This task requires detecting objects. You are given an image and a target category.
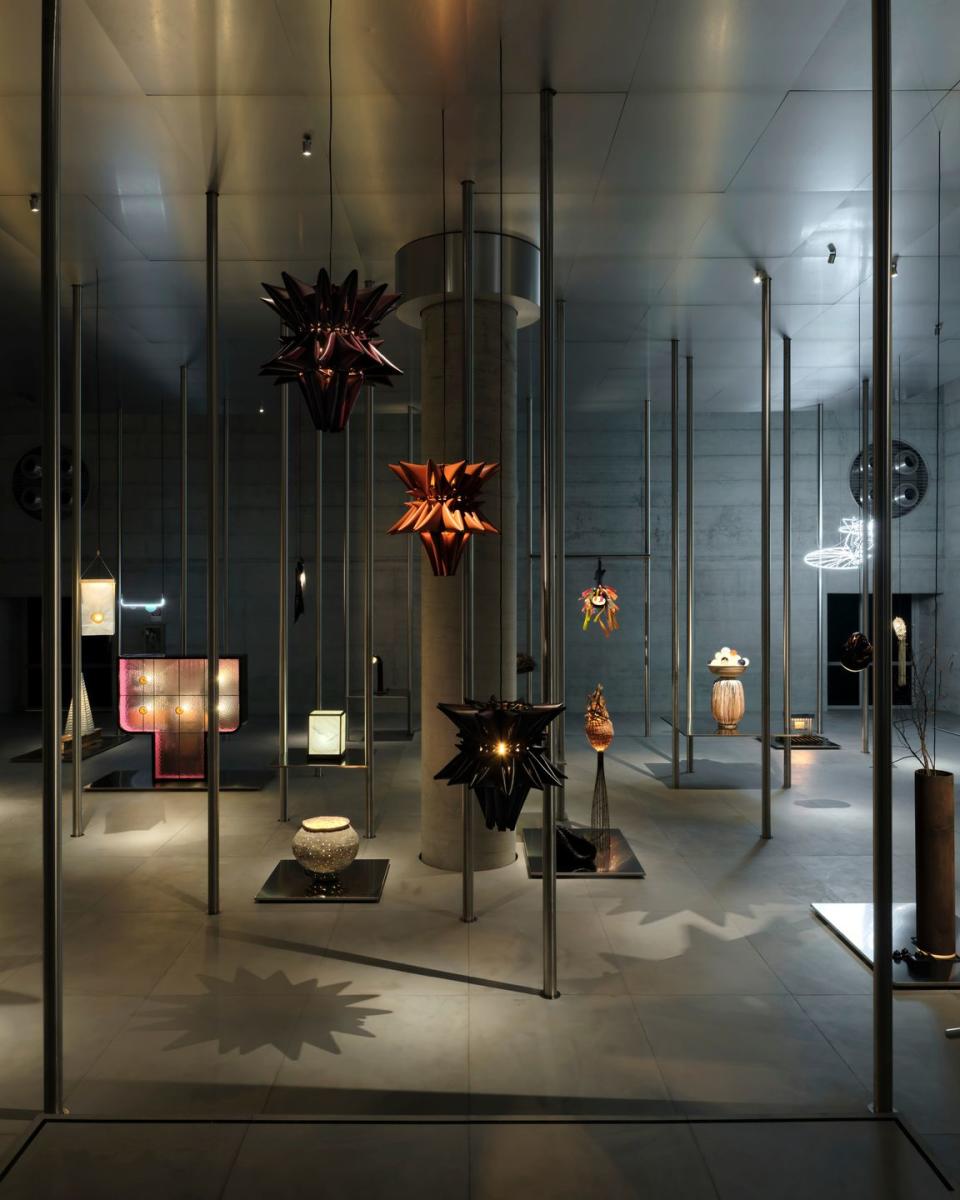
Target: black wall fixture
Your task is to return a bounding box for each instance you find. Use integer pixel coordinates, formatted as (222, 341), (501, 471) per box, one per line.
(850, 439), (927, 518)
(12, 445), (89, 520)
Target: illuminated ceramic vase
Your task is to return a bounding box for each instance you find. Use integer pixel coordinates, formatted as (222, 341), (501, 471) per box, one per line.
(292, 816), (360, 877)
(708, 647), (749, 735)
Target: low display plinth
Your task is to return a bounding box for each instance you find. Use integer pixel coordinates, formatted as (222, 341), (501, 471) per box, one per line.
(256, 858), (389, 903)
(12, 734), (133, 764)
(85, 768), (272, 792)
(766, 734), (840, 750)
(522, 827), (645, 879)
(812, 901), (960, 989)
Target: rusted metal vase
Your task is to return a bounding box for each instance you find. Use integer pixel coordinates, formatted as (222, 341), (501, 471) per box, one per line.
(914, 770), (957, 960)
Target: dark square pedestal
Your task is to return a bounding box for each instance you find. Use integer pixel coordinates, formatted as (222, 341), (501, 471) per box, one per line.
(812, 901), (960, 989)
(522, 827), (645, 879)
(86, 769), (272, 792)
(256, 858), (390, 902)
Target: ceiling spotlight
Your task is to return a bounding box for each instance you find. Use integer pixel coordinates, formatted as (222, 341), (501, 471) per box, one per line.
(891, 254), (899, 278)
(827, 243), (837, 264)
(29, 193), (39, 213)
(258, 406), (265, 414)
(752, 268), (763, 285)
(302, 132), (312, 157)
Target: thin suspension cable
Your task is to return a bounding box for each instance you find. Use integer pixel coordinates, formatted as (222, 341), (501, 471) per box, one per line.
(327, 0), (333, 277)
(441, 107), (447, 461)
(498, 36), (504, 697)
(160, 384), (166, 598)
(95, 269), (102, 557)
(932, 128), (943, 765)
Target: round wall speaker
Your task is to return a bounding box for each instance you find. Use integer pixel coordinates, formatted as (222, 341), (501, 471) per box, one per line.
(12, 446), (90, 521)
(849, 439), (927, 519)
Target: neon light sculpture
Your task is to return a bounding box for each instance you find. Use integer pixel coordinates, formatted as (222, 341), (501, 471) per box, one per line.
(803, 516), (873, 571)
(119, 656), (244, 782)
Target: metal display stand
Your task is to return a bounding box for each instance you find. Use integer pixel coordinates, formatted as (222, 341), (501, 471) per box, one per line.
(812, 903), (960, 990)
(256, 858), (389, 903)
(521, 827), (644, 879)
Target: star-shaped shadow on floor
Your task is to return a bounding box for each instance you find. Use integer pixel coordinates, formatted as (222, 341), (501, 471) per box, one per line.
(137, 970), (391, 1058)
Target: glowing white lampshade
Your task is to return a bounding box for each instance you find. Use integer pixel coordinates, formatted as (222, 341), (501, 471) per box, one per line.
(308, 710), (346, 758)
(80, 578), (116, 636)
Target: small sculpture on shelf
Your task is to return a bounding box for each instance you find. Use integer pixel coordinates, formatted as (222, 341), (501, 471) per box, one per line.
(434, 697), (565, 832)
(708, 646), (749, 734)
(585, 684), (614, 867)
(580, 558), (619, 637)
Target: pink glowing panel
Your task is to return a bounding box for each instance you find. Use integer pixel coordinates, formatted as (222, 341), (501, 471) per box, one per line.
(119, 657), (243, 781)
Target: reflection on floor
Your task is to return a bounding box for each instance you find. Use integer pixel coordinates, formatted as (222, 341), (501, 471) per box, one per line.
(0, 710), (958, 1190)
(0, 1116), (951, 1199)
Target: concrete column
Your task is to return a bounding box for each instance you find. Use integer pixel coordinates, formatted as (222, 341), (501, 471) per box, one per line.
(420, 299), (518, 870)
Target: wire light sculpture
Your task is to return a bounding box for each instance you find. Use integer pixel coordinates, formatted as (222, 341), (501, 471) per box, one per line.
(803, 516), (873, 571)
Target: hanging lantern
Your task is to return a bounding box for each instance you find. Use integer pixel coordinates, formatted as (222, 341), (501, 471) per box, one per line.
(580, 558), (619, 636)
(435, 697), (564, 832)
(260, 269), (402, 433)
(80, 577), (116, 637)
(584, 684), (614, 752)
(584, 684), (613, 867)
(388, 459), (499, 577)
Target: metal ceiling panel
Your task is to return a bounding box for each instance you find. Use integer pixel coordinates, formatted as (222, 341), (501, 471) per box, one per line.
(631, 0), (848, 90)
(730, 90), (933, 193)
(689, 192), (849, 259)
(599, 92), (785, 194)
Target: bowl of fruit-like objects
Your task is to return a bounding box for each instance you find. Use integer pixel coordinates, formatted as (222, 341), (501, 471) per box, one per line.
(708, 647), (750, 678)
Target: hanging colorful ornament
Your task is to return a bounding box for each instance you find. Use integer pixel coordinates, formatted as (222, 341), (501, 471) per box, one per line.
(580, 558), (619, 636)
(294, 557), (306, 623)
(434, 697), (564, 832)
(387, 459), (499, 577)
(260, 269), (402, 433)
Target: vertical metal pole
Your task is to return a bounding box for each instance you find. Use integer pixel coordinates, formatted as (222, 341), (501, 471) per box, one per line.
(862, 378), (871, 754)
(363, 386), (375, 837)
(179, 365), (188, 655)
(554, 298), (567, 820)
(816, 403), (824, 734)
(761, 272), (772, 839)
(116, 407), (123, 666)
(321, 432), (328, 710)
(71, 285), (83, 838)
(222, 394), (229, 651)
(405, 406), (414, 735)
(783, 336), (792, 789)
(343, 423), (351, 715)
(205, 189), (221, 916)
(685, 355), (694, 773)
(643, 379), (651, 737)
(871, 0), (894, 1115)
(279, 381), (289, 822)
(41, 0), (63, 1113)
(540, 87), (558, 998)
(670, 339), (680, 789)
(461, 179), (476, 923)
(526, 386), (534, 704)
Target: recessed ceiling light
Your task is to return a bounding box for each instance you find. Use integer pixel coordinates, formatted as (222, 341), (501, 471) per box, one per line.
(302, 133), (312, 157)
(258, 406), (265, 414)
(29, 193), (39, 213)
(827, 243), (837, 264)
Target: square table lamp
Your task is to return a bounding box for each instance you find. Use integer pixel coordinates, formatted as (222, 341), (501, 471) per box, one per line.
(308, 710), (347, 758)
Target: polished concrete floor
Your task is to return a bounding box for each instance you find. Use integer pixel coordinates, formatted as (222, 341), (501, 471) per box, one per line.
(0, 709), (958, 1191)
